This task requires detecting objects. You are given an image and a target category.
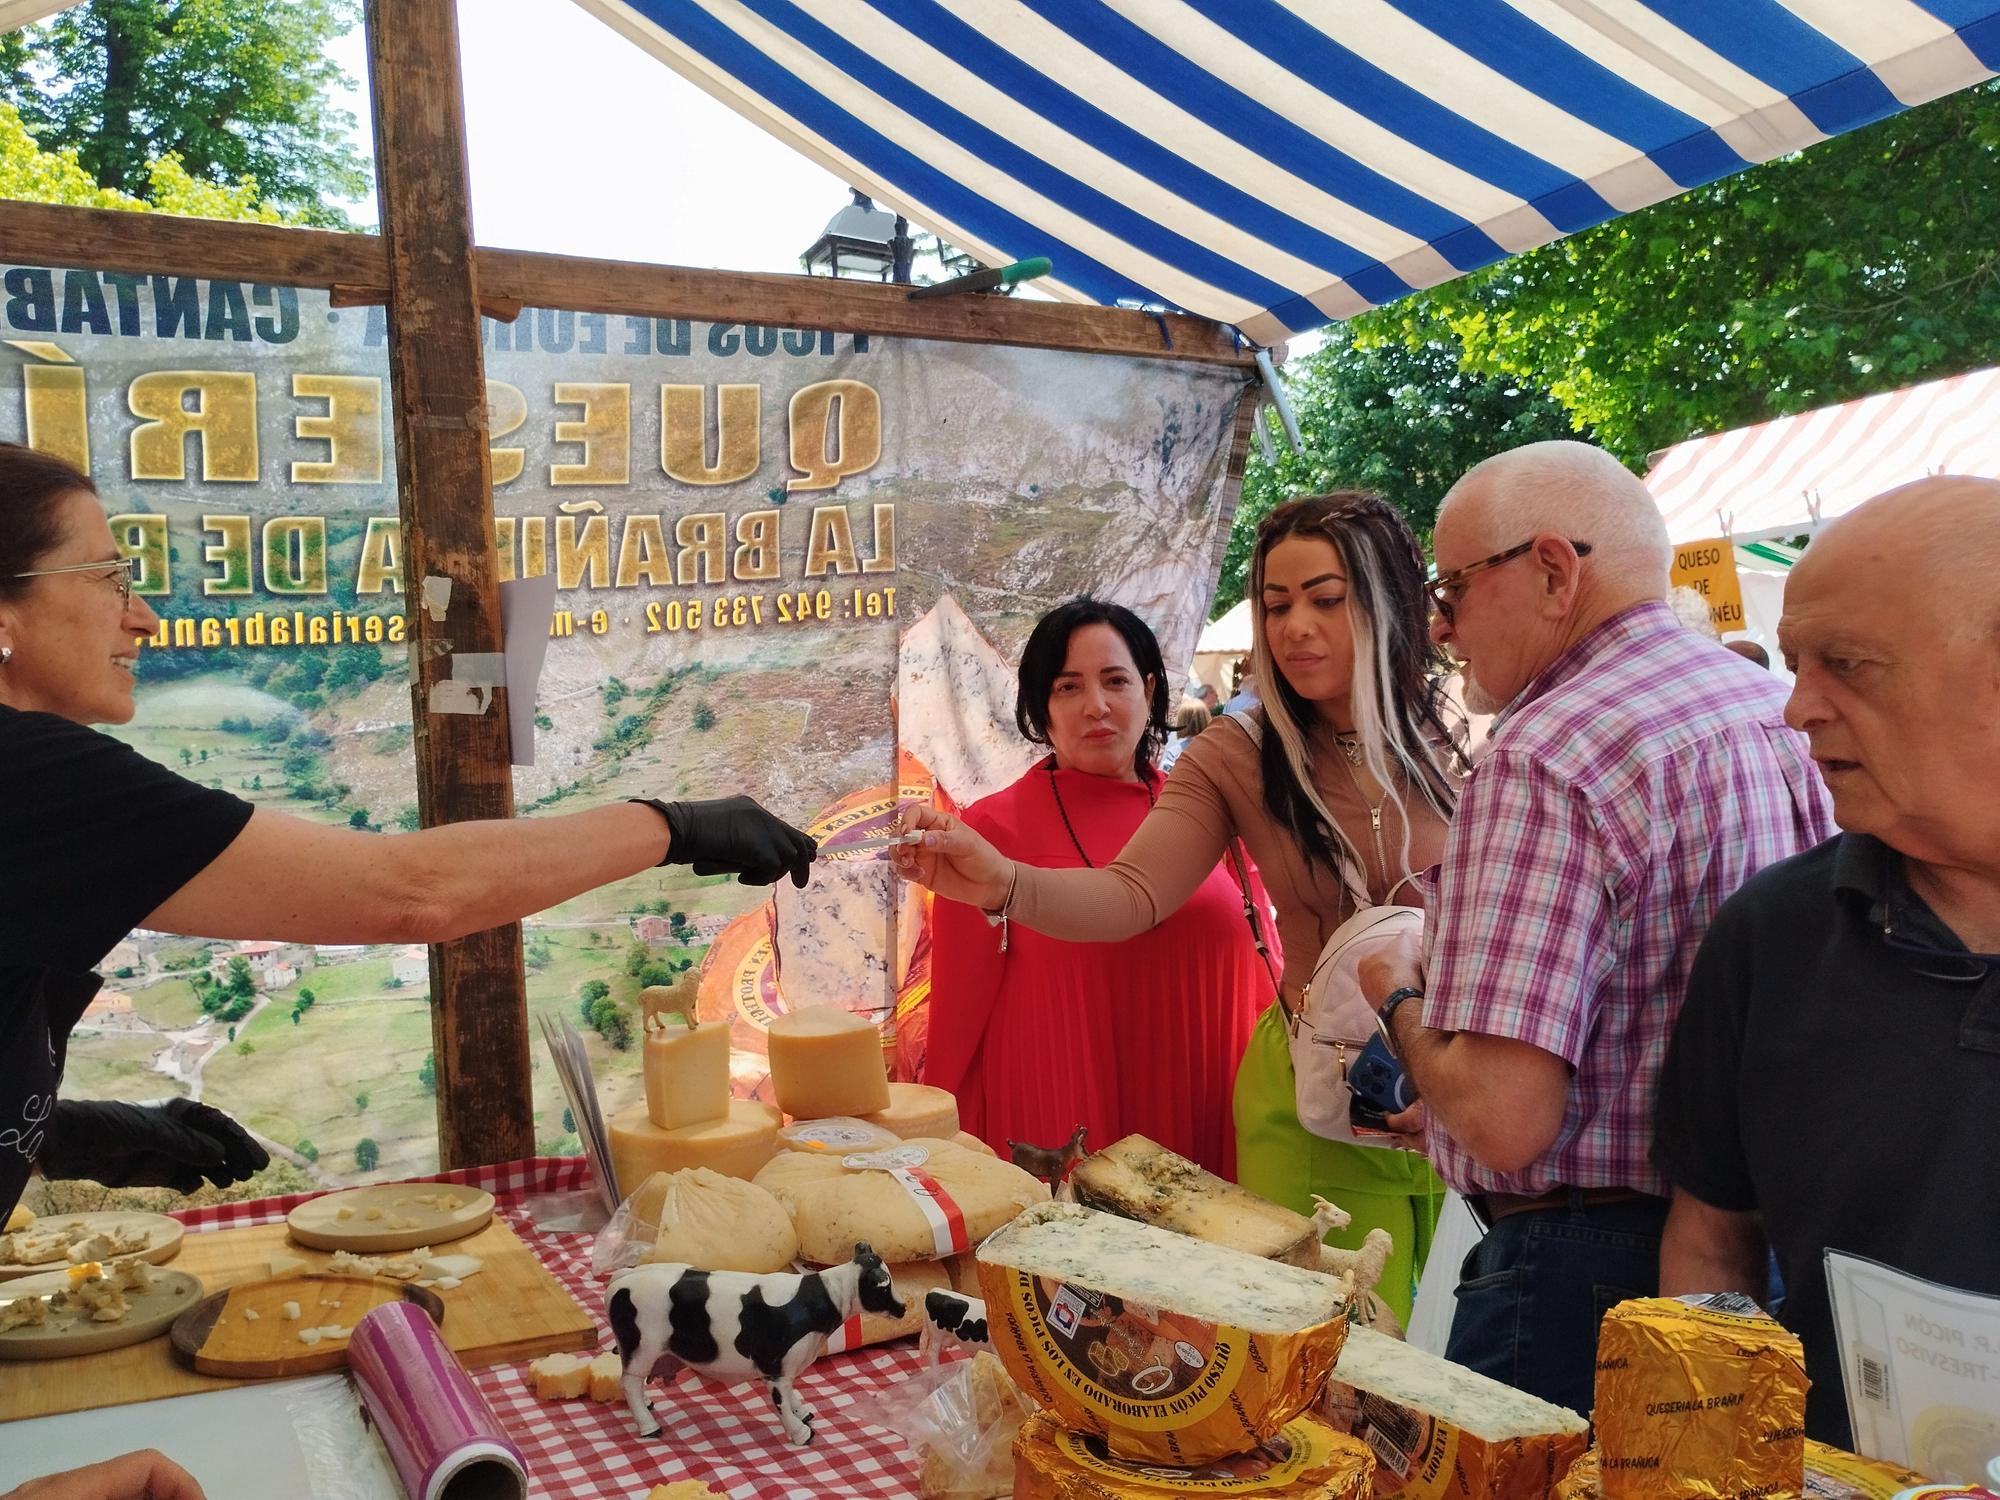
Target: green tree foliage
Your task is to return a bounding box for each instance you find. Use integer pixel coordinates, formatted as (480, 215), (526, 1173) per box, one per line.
(525, 933), (555, 971)
(396, 806), (421, 832)
(1214, 326), (1577, 614)
(418, 1051), (435, 1095)
(636, 962), (678, 989)
(624, 944), (650, 978)
(0, 0), (368, 223)
(592, 1000), (635, 1052)
(296, 1138), (319, 1163)
(298, 988), (316, 1009)
(348, 808), (371, 830)
(691, 703), (717, 732)
(353, 1091), (367, 1112)
(354, 1137), (379, 1172)
(576, 979), (611, 1024)
(1359, 82), (2000, 466)
(225, 955), (255, 999)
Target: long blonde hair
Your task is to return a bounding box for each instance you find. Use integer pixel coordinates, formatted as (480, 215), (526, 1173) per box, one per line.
(1248, 492), (1461, 889)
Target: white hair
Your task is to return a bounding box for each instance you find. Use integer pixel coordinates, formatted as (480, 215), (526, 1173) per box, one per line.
(1440, 441), (1669, 592)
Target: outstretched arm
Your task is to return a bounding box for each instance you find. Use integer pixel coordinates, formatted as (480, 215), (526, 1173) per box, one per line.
(145, 796), (814, 945)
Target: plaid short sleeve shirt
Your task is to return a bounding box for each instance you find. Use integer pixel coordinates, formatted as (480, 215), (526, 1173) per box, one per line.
(1423, 603), (1836, 1197)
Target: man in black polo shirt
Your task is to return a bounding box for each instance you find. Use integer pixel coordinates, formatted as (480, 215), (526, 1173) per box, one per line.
(1654, 475), (2000, 1449)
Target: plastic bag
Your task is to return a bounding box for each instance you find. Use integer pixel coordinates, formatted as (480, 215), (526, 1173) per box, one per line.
(589, 1168), (799, 1278)
(880, 1350), (1036, 1500)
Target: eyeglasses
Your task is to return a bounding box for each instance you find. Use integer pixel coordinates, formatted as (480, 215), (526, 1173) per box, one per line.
(1428, 539), (1593, 624)
(10, 556), (140, 604)
(1880, 908), (1997, 985)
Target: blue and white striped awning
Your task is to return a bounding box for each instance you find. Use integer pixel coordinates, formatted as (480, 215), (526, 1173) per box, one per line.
(574, 0), (2000, 345)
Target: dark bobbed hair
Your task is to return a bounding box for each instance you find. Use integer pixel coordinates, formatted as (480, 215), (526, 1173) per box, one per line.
(1249, 491), (1462, 879)
(1015, 597), (1172, 778)
(0, 442), (96, 601)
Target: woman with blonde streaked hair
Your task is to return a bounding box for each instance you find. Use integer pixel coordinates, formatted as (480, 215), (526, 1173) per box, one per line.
(896, 492), (1464, 1321)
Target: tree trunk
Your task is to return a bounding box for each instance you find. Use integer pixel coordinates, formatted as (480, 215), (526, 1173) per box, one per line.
(92, 1), (147, 196)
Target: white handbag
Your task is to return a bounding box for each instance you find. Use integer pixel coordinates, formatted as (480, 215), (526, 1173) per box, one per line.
(1227, 711), (1420, 1147)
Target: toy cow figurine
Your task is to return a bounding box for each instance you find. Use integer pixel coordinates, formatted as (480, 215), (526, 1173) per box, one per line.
(606, 1241), (904, 1447)
(918, 1289), (991, 1366)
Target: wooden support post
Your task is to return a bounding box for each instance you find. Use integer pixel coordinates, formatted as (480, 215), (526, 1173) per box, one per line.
(366, 0), (533, 1167)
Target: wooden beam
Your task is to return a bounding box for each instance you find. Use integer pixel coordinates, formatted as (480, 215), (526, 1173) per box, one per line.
(366, 0), (533, 1169)
(0, 199), (1255, 366)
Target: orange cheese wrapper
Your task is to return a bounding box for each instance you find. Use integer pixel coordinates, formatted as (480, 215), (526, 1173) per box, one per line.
(1552, 1441), (1932, 1500)
(1594, 1294), (1808, 1500)
(976, 1204), (1352, 1468)
(1013, 1410), (1374, 1499)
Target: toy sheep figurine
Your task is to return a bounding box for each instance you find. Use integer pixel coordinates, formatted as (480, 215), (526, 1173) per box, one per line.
(606, 1241), (905, 1446)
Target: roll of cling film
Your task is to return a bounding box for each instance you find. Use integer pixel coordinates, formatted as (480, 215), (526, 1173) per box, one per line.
(1012, 1411), (1374, 1498)
(976, 1260), (1350, 1468)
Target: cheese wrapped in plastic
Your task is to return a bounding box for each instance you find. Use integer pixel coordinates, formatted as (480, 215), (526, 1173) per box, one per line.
(977, 1202), (1351, 1467)
(1320, 1324), (1589, 1498)
(1013, 1410), (1374, 1499)
(753, 1138), (1047, 1265)
(643, 1168), (799, 1274)
(1594, 1294), (1807, 1500)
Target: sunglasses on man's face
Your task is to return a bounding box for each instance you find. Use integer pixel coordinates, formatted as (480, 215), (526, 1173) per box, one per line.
(10, 556), (141, 605)
(1427, 539), (1592, 624)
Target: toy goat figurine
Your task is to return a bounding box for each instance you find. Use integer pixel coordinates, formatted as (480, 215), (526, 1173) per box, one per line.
(1007, 1124), (1088, 1184)
(606, 1241), (904, 1446)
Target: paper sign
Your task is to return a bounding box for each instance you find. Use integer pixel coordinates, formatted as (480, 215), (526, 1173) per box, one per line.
(1826, 1249), (2000, 1482)
(1671, 537), (1746, 631)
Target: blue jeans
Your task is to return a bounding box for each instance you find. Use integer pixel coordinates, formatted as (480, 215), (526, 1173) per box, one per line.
(1444, 1193), (1670, 1417)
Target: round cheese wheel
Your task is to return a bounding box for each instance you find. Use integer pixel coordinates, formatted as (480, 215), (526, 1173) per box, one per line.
(766, 1006), (891, 1119)
(951, 1131), (996, 1159)
(636, 1167), (799, 1274)
(608, 1098), (780, 1189)
(855, 1082), (960, 1141)
(752, 1137), (1048, 1265)
(1013, 1410), (1373, 1498)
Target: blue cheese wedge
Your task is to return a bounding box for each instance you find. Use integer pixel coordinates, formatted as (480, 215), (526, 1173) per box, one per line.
(772, 860), (897, 1013)
(1320, 1325), (1589, 1497)
(977, 1202), (1351, 1467)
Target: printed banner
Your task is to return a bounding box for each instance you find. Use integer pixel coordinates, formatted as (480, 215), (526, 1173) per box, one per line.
(1, 265), (1250, 1184)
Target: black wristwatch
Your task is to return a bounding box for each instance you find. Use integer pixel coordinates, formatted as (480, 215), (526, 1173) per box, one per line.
(1376, 986), (1424, 1057)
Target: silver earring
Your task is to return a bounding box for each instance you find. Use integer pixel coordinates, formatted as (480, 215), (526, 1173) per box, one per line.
(0, 647), (11, 664)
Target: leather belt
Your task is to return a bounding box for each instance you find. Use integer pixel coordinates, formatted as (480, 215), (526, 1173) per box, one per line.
(1474, 1186), (1664, 1224)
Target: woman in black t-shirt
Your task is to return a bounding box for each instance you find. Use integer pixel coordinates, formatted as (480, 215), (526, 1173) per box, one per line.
(0, 441), (817, 1228)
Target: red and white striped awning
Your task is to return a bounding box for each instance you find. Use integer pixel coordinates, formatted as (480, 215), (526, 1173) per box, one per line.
(1645, 364), (2000, 544)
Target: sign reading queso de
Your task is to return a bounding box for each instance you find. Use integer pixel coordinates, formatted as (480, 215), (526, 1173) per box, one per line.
(1671, 538), (1746, 631)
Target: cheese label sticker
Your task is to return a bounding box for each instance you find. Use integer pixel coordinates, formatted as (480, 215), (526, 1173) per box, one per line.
(842, 1145), (931, 1172)
(1003, 1269), (1248, 1432)
(787, 1119), (885, 1150)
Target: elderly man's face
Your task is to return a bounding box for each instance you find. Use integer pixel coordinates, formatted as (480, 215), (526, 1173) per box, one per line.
(1428, 488), (1561, 714)
(1780, 523), (2000, 859)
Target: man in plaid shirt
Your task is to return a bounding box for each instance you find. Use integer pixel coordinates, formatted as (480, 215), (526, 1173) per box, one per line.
(1361, 441), (1833, 1415)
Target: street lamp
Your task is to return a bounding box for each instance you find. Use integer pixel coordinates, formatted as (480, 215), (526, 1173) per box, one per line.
(801, 189), (914, 283)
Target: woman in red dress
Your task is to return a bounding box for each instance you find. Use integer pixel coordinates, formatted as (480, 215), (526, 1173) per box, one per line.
(921, 599), (1274, 1177)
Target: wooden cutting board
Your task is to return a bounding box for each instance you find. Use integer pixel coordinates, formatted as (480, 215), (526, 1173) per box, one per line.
(0, 1214), (598, 1423)
(171, 1272), (442, 1377)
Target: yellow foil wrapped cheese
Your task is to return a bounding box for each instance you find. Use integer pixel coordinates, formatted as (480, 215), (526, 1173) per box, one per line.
(1319, 1325), (1589, 1499)
(1013, 1410), (1374, 1499)
(977, 1203), (1351, 1468)
(1594, 1294), (1808, 1500)
(1553, 1441), (1931, 1500)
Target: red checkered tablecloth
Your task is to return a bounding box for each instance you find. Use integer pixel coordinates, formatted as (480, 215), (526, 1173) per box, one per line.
(174, 1158), (932, 1500)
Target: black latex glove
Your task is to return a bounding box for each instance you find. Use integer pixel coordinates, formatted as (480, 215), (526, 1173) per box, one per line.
(634, 795), (817, 887)
(38, 1099), (270, 1194)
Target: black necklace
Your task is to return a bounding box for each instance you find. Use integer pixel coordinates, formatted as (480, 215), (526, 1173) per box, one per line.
(1047, 761), (1156, 868)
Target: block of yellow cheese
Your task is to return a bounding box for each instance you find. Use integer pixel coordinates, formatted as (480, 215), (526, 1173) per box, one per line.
(766, 1005), (891, 1119)
(1013, 1410), (1374, 1499)
(641, 1014), (731, 1131)
(607, 1098), (780, 1193)
(856, 1081), (960, 1141)
(1594, 1294), (1807, 1500)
